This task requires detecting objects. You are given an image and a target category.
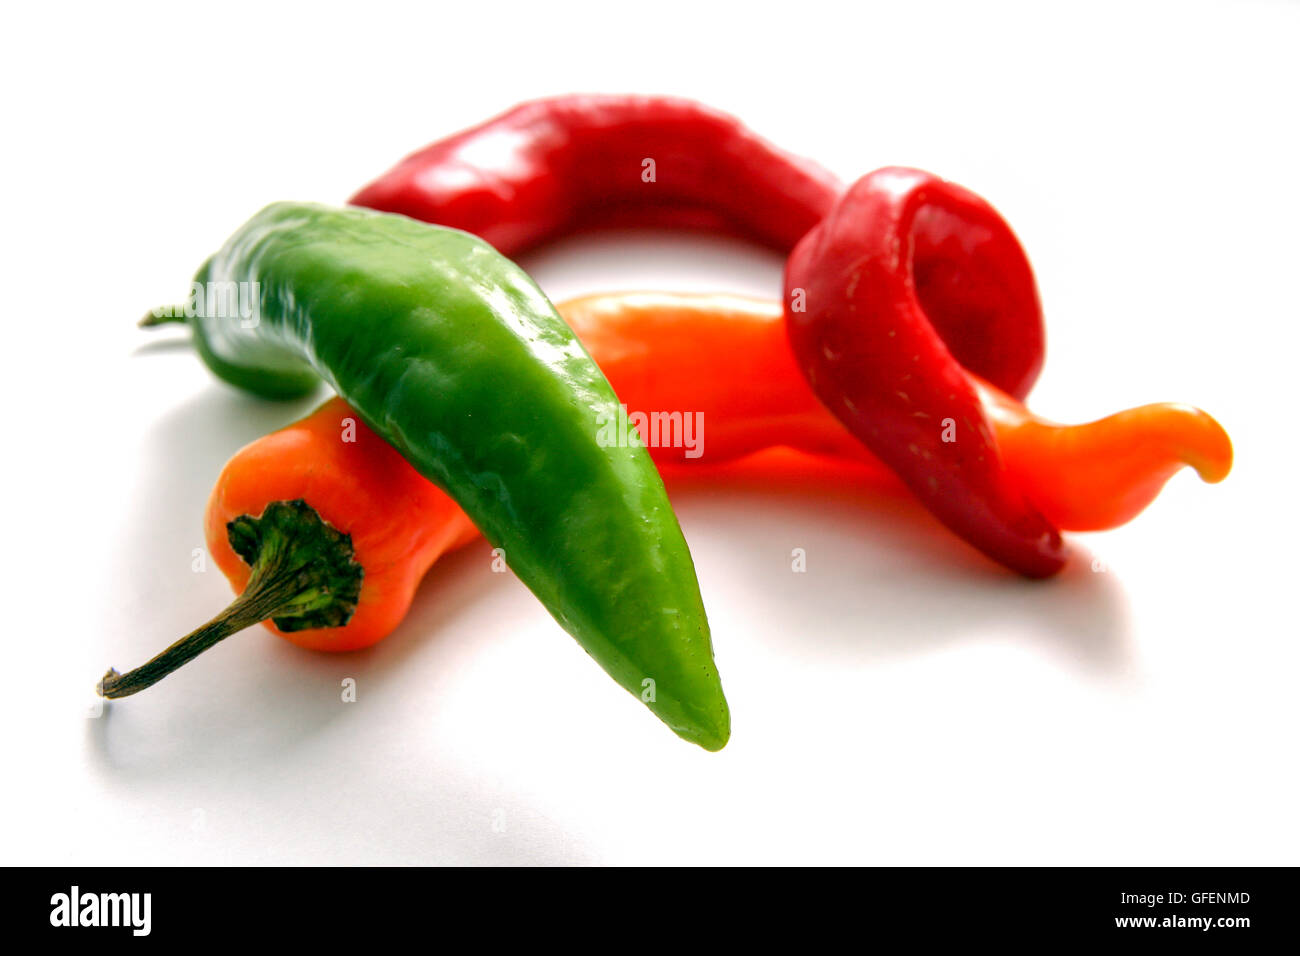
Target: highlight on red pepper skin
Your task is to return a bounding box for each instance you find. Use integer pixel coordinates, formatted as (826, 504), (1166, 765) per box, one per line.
(785, 167), (1068, 578)
(349, 93), (844, 257)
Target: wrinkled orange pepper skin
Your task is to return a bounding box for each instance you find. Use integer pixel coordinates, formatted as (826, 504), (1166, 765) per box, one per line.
(206, 292), (1231, 650)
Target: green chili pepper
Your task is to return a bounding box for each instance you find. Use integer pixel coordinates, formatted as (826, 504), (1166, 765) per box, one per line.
(144, 202), (730, 750)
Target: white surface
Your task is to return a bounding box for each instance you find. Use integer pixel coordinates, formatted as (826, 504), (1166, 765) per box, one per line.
(1, 0), (1296, 865)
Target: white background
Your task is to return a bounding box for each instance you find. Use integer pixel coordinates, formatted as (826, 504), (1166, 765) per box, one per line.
(2, 0), (1296, 865)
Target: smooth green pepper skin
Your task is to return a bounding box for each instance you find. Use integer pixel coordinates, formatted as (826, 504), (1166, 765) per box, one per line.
(181, 202), (729, 750)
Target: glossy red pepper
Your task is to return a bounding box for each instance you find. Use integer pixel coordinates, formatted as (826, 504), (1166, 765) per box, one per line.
(786, 167), (1066, 577)
(351, 95), (1047, 398)
(350, 94), (841, 257)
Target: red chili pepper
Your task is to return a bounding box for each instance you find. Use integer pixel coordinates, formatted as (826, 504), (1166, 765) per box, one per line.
(351, 94), (1048, 403)
(350, 94), (842, 257)
(785, 167), (1067, 577)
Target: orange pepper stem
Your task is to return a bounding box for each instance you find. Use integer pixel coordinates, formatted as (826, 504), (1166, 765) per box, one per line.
(97, 500), (363, 699)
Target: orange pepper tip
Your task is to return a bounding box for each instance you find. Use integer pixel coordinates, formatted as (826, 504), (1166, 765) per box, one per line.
(1198, 412), (1234, 483)
(1134, 403), (1234, 485)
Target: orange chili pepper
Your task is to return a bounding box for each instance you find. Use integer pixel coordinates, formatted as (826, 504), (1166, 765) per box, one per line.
(205, 292), (1231, 651)
(556, 292), (1232, 535)
(205, 404), (479, 652)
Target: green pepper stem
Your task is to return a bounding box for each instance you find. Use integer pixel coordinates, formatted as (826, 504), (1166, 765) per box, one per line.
(138, 309), (187, 328)
(99, 566), (313, 698)
(98, 500), (363, 700)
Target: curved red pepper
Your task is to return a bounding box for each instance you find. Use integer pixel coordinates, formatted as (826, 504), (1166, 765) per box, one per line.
(350, 94), (841, 257)
(785, 167), (1067, 578)
(350, 95), (1046, 402)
